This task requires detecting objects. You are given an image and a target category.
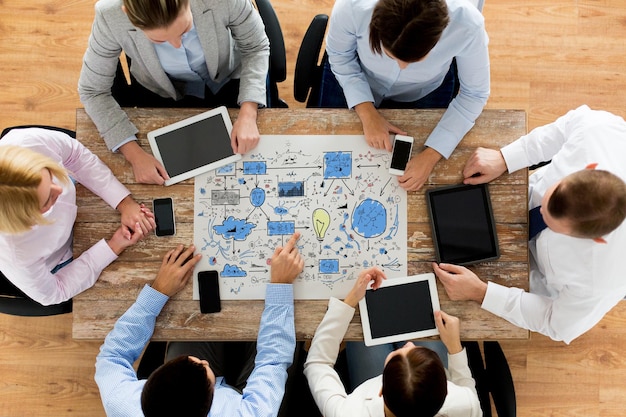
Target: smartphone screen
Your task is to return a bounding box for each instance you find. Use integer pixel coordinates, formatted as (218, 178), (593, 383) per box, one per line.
(390, 138), (413, 171)
(198, 271), (221, 313)
(153, 198), (175, 236)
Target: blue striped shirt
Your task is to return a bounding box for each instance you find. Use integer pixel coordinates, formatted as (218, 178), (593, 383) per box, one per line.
(95, 284), (295, 417)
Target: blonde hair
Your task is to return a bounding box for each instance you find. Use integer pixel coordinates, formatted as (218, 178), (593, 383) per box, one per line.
(123, 0), (189, 30)
(0, 145), (70, 234)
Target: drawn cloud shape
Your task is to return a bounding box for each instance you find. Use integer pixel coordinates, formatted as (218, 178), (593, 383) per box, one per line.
(213, 216), (256, 240)
(222, 264), (247, 277)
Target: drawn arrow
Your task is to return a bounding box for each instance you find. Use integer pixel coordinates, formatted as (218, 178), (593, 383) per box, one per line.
(380, 177), (392, 196)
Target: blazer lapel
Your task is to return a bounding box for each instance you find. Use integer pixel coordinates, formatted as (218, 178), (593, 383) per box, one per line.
(127, 29), (178, 97)
(191, 0), (220, 80)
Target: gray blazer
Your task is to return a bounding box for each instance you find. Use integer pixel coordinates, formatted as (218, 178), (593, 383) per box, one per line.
(78, 0), (270, 150)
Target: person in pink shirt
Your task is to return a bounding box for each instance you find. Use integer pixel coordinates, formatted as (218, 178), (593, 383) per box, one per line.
(0, 127), (155, 306)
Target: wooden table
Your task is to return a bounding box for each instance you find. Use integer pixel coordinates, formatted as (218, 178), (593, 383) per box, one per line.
(72, 108), (528, 341)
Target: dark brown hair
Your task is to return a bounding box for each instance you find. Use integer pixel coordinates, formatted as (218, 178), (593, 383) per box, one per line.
(548, 169), (626, 238)
(382, 347), (448, 417)
(141, 355), (214, 417)
(369, 0), (449, 62)
(123, 0), (189, 30)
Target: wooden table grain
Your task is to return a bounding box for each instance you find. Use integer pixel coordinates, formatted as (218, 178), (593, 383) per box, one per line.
(72, 108), (529, 341)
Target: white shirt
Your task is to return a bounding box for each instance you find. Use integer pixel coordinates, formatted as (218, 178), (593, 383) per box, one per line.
(481, 105), (626, 344)
(304, 297), (482, 417)
(326, 0), (490, 158)
(0, 128), (129, 305)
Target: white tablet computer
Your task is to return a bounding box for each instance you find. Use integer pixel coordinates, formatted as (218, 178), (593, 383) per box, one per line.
(147, 106), (242, 186)
(359, 273), (440, 346)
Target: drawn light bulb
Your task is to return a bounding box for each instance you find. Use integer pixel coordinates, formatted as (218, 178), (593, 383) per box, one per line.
(312, 208), (331, 241)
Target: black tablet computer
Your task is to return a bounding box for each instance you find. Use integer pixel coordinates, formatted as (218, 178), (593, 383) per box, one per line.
(426, 183), (500, 265)
(359, 273), (440, 346)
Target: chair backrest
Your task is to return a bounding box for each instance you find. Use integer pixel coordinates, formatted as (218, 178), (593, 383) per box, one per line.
(0, 271), (72, 316)
(464, 341), (516, 417)
(254, 0), (288, 108)
(1, 125), (76, 139)
(293, 14), (329, 106)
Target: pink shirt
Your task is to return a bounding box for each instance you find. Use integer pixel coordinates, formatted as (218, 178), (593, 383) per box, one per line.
(0, 128), (130, 305)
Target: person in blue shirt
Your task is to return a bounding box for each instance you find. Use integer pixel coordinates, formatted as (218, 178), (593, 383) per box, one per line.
(323, 0), (490, 191)
(79, 0), (270, 185)
(95, 232), (304, 417)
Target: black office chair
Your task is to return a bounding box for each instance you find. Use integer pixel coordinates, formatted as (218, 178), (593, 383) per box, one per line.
(0, 271), (72, 316)
(464, 341), (517, 417)
(254, 0), (288, 108)
(293, 14), (329, 107)
(0, 125), (75, 316)
(1, 124), (75, 139)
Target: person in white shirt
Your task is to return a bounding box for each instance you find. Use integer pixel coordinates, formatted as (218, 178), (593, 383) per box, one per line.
(0, 127), (154, 305)
(323, 0), (490, 191)
(304, 267), (482, 417)
(432, 105), (626, 344)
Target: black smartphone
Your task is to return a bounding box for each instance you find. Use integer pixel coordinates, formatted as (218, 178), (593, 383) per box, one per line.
(153, 197), (176, 237)
(198, 270), (221, 313)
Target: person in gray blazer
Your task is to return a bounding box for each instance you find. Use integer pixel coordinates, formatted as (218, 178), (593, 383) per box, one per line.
(79, 0), (270, 185)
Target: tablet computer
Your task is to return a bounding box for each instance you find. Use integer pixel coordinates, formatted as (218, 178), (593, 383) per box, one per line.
(359, 273), (440, 346)
(426, 183), (500, 265)
(147, 106), (242, 186)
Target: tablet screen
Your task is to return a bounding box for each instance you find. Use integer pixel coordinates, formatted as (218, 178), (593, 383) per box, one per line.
(427, 184), (499, 265)
(153, 114), (233, 178)
(365, 280), (435, 338)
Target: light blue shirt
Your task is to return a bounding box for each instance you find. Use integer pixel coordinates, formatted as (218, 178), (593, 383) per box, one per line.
(153, 23), (226, 98)
(326, 0), (490, 158)
(114, 24), (224, 151)
(95, 284), (295, 417)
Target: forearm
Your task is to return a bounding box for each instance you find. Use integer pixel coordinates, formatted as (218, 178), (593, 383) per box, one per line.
(96, 286), (168, 395)
(241, 284), (295, 416)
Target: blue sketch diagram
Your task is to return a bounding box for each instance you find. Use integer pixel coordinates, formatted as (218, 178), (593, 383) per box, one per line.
(194, 135), (407, 300)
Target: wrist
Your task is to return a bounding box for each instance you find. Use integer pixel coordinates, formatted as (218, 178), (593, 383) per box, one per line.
(474, 281), (488, 304)
(106, 239), (124, 256)
(420, 147), (443, 165)
(343, 295), (359, 308)
(447, 343), (463, 355)
(238, 102), (258, 120)
(116, 195), (134, 212)
(354, 102), (376, 121)
(119, 141), (144, 162)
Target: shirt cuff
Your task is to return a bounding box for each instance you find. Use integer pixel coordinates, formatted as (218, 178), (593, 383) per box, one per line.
(138, 284), (170, 314)
(448, 347), (469, 367)
(112, 135), (138, 153)
(329, 296), (356, 315)
(91, 239), (119, 269)
(265, 283), (294, 305)
(500, 141), (529, 173)
(480, 281), (510, 316)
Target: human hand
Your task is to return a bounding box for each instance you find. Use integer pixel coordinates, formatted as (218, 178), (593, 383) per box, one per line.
(432, 263), (487, 304)
(270, 232), (304, 284)
(434, 310), (463, 354)
(119, 142), (169, 185)
(343, 267), (386, 308)
(355, 103), (406, 151)
(107, 222), (145, 255)
(231, 102), (260, 154)
(398, 147), (442, 191)
(151, 244), (202, 297)
(462, 147), (508, 185)
(116, 196), (156, 237)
